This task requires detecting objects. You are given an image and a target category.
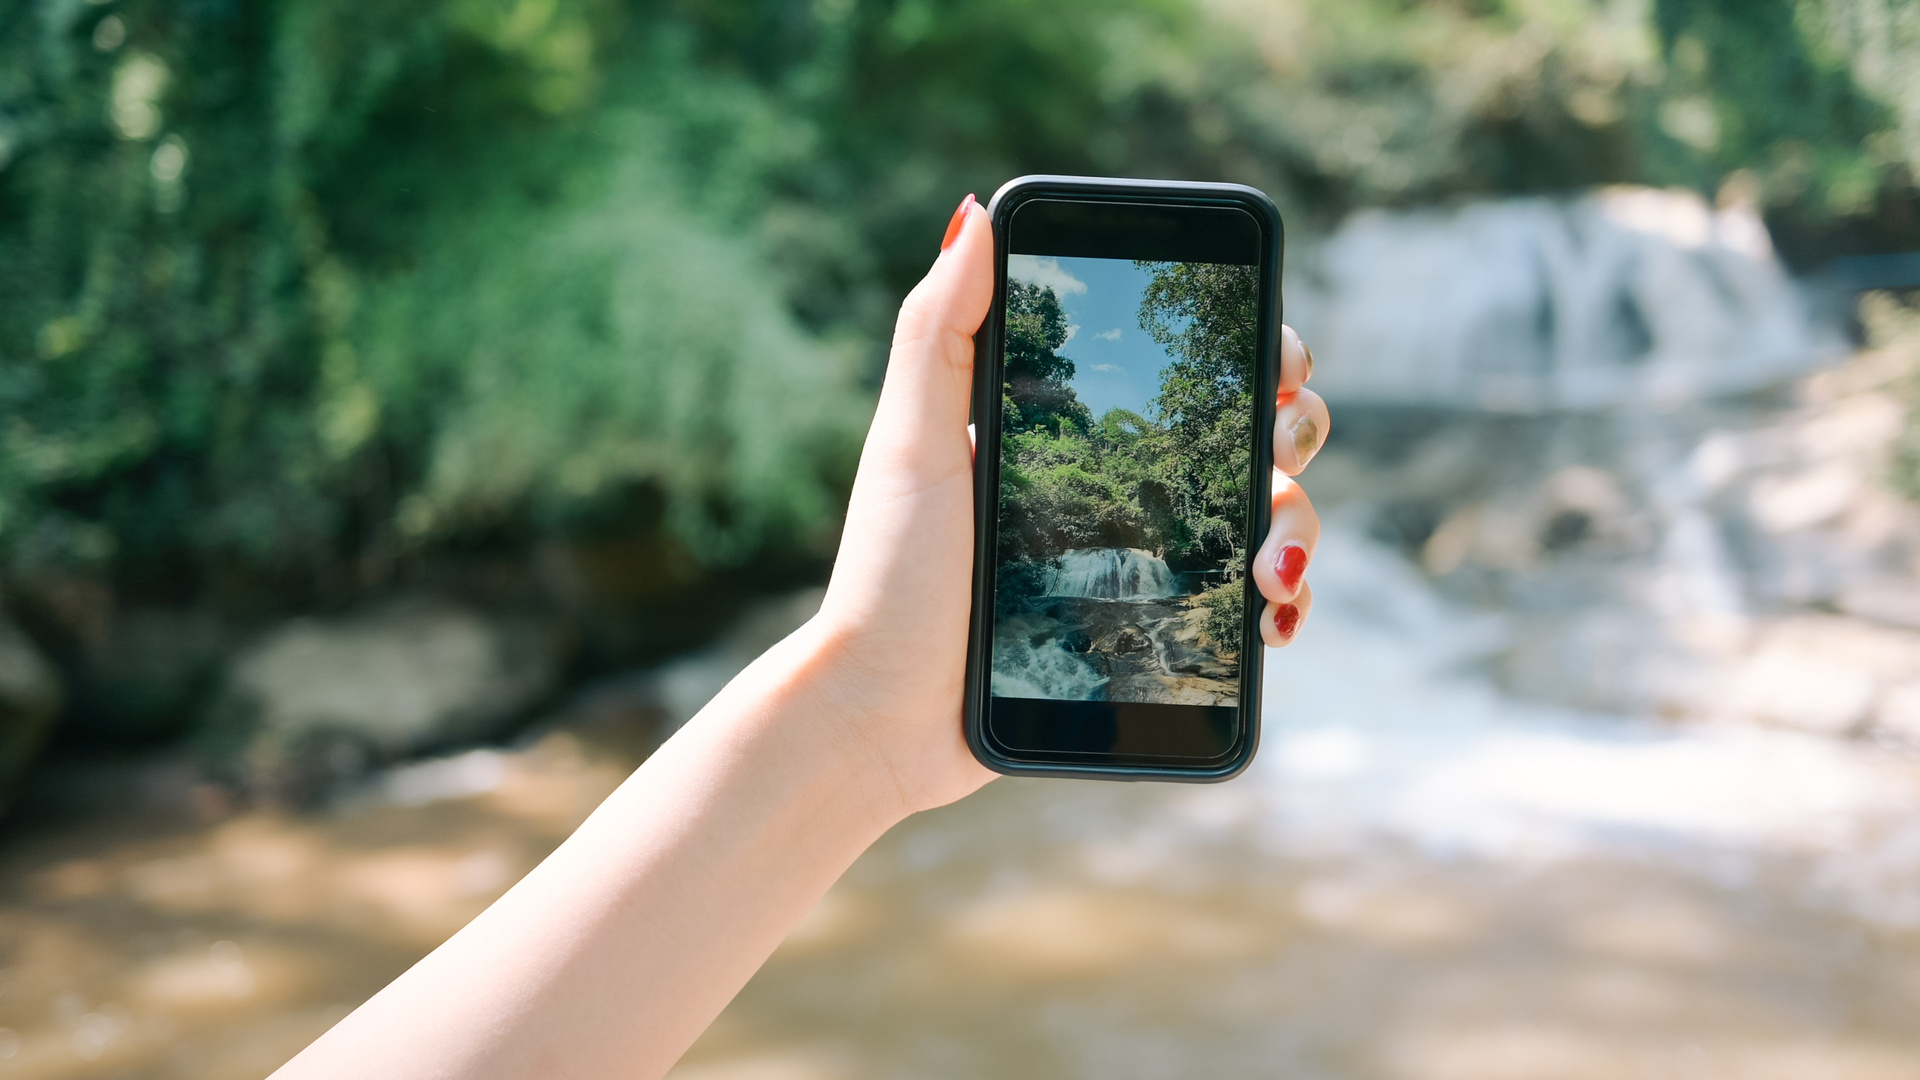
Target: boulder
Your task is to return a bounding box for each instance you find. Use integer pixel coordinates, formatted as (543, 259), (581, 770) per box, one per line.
(1104, 673), (1237, 706)
(64, 606), (231, 744)
(213, 600), (560, 802)
(0, 617), (63, 815)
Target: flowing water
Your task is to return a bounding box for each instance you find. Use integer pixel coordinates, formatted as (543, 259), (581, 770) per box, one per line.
(1044, 550), (1181, 601)
(988, 612), (1113, 701)
(6, 522), (1919, 1078)
(993, 549), (1235, 705)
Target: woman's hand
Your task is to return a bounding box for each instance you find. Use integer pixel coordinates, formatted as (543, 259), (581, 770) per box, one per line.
(1252, 325), (1328, 648)
(271, 193), (1330, 1080)
(809, 195), (1328, 820)
(807, 195), (999, 817)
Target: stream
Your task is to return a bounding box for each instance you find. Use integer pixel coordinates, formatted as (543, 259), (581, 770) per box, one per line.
(992, 549), (1237, 706)
(4, 522), (1919, 1078)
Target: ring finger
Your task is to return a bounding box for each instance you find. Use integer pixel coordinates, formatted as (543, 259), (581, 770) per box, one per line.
(1250, 470), (1320, 605)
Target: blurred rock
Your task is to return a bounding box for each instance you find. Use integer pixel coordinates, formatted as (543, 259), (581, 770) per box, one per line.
(1839, 579), (1920, 629)
(515, 586), (828, 765)
(1721, 617), (1920, 737)
(533, 533), (730, 666)
(371, 749), (510, 808)
(1877, 683), (1920, 745)
(12, 751), (231, 825)
(0, 617), (63, 814)
(602, 587), (823, 728)
(64, 607), (232, 745)
(1406, 295), (1920, 738)
(1291, 187), (1843, 411)
(214, 600), (561, 803)
(1725, 648), (1877, 735)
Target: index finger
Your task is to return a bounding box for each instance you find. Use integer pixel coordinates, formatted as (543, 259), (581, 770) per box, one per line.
(1276, 325), (1314, 396)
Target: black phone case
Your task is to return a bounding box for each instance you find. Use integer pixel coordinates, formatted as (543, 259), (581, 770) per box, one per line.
(963, 175), (1285, 782)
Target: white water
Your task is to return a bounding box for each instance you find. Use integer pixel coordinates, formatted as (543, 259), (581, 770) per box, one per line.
(1288, 188), (1843, 411)
(1230, 515), (1920, 924)
(1046, 548), (1179, 600)
(989, 548), (1184, 699)
(990, 615), (1109, 700)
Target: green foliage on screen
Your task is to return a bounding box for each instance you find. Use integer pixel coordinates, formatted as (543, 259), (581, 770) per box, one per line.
(1001, 280), (1092, 437)
(1194, 577), (1245, 655)
(997, 263), (1252, 580)
(1136, 261), (1256, 566)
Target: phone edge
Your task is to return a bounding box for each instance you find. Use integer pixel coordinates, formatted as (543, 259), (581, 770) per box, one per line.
(961, 174), (1285, 784)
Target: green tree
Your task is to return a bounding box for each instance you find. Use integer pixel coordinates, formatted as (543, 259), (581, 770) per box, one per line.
(1136, 261), (1257, 568)
(998, 432), (1143, 557)
(1193, 577), (1245, 656)
(1001, 280), (1092, 436)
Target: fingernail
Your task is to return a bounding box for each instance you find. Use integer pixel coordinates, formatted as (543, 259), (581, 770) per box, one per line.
(1290, 414), (1320, 465)
(1302, 341), (1315, 382)
(1274, 602), (1301, 642)
(1276, 543), (1307, 593)
(941, 193), (976, 251)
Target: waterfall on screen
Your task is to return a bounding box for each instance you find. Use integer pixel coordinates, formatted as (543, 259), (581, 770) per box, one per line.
(1045, 548), (1179, 600)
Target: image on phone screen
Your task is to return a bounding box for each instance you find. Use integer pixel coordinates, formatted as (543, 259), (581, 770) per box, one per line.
(989, 254), (1255, 710)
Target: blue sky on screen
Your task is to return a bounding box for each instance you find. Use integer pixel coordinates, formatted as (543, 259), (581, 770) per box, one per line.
(1007, 254), (1183, 421)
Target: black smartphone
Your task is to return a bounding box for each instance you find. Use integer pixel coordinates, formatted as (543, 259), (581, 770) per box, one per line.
(963, 175), (1283, 782)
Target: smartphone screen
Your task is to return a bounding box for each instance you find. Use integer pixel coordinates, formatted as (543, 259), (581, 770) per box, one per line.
(974, 193), (1273, 772)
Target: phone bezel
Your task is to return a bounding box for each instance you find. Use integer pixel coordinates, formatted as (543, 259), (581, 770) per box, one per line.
(963, 175), (1284, 783)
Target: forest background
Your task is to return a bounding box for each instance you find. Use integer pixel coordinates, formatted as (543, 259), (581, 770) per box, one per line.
(4, 0), (1920, 783)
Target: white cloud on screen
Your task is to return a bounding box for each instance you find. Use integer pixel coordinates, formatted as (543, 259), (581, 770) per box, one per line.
(1089, 363), (1122, 373)
(1007, 255), (1087, 296)
(1063, 324), (1080, 344)
(1095, 328), (1122, 341)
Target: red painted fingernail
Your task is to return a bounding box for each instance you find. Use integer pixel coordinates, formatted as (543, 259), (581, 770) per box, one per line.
(941, 193), (976, 251)
(1276, 543), (1307, 593)
(1274, 603), (1301, 641)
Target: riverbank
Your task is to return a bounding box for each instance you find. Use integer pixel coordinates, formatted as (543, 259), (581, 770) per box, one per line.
(4, 548), (1919, 1078)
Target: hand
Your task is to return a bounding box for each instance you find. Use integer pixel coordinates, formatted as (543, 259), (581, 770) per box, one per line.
(810, 194), (999, 817)
(810, 196), (1329, 819)
(269, 196), (1332, 1080)
(1251, 324), (1328, 648)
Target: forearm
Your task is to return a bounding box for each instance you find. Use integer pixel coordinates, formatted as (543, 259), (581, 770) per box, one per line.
(272, 619), (903, 1080)
(271, 192), (1001, 1080)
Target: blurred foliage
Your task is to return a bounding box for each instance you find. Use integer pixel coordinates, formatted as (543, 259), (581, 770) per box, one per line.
(1198, 0), (1918, 257)
(2, 0), (1914, 614)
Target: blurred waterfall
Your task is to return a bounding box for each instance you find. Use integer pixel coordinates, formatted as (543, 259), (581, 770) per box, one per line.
(1287, 187), (1844, 411)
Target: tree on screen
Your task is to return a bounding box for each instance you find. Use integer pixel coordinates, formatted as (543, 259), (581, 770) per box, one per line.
(1137, 261), (1258, 568)
(1002, 281), (1093, 436)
